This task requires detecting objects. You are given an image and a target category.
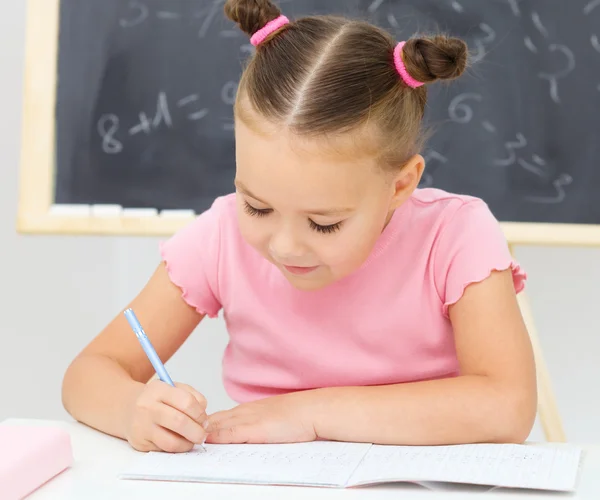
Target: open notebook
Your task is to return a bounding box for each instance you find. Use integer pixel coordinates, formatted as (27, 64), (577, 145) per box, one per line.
(121, 441), (583, 491)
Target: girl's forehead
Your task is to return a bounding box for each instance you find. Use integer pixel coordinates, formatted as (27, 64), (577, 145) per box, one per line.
(235, 114), (381, 167)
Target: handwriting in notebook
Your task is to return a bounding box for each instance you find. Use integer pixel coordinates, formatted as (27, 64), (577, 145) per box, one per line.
(122, 442), (582, 492)
(127, 442), (371, 486)
(346, 444), (581, 490)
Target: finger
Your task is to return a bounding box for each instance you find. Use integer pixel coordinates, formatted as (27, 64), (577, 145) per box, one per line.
(153, 404), (207, 444)
(156, 384), (206, 423)
(151, 425), (195, 453)
(204, 409), (239, 433)
(130, 438), (161, 453)
(206, 423), (267, 444)
(174, 383), (208, 412)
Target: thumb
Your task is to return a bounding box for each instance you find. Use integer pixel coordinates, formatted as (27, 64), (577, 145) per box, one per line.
(174, 382), (208, 414)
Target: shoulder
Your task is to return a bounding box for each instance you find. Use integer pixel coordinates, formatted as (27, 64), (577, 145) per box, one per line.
(408, 189), (525, 317)
(203, 192), (237, 223)
(406, 188), (505, 248)
(172, 193), (237, 240)
(158, 193), (241, 317)
(161, 192), (245, 268)
(408, 188), (491, 225)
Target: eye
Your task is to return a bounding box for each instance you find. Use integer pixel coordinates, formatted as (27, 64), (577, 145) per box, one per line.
(309, 220), (343, 234)
(243, 201), (272, 217)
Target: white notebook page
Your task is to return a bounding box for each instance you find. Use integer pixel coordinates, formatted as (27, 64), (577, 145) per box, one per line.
(347, 443), (583, 491)
(122, 441), (371, 487)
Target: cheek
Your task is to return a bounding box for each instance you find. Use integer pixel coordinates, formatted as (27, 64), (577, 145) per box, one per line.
(317, 219), (383, 268)
(236, 209), (268, 251)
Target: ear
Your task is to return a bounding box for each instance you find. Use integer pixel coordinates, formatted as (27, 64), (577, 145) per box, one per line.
(389, 154), (425, 209)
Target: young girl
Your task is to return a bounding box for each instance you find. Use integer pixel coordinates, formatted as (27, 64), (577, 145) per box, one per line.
(62, 0), (537, 453)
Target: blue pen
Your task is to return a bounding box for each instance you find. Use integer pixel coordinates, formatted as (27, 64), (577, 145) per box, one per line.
(125, 308), (207, 451)
(124, 308), (175, 386)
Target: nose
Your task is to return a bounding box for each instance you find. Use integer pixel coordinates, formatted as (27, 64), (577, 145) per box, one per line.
(269, 225), (306, 262)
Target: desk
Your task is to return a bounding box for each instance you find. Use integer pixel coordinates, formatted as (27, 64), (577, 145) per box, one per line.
(3, 419), (599, 499)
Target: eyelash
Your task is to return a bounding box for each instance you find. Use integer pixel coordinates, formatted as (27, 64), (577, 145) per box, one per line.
(243, 201), (343, 234)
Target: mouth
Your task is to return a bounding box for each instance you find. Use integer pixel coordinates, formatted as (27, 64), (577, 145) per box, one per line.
(283, 265), (319, 275)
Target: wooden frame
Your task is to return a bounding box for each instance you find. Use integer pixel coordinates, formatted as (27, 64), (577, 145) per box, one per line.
(17, 0), (581, 442)
(509, 245), (566, 443)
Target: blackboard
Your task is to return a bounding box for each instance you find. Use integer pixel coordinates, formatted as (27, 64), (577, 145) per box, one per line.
(17, 0), (600, 241)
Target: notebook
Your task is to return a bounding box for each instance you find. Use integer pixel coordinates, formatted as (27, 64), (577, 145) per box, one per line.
(121, 441), (583, 491)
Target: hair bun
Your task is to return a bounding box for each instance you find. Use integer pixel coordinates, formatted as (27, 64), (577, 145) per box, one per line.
(402, 35), (468, 84)
(224, 0), (282, 37)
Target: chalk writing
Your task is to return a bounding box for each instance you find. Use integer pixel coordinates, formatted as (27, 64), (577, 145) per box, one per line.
(240, 44), (255, 57)
(524, 36), (537, 53)
(524, 174), (572, 204)
(507, 0), (521, 17)
(471, 23), (496, 63)
(97, 92), (210, 154)
(156, 11), (180, 21)
(585, 0), (600, 91)
(97, 115), (123, 154)
(521, 11), (576, 104)
(451, 1), (464, 13)
(420, 150), (448, 188)
(368, 0), (385, 13)
(197, 0), (225, 38)
(387, 13), (399, 30)
(493, 133), (549, 179)
(221, 82), (238, 106)
(531, 11), (549, 39)
(583, 0), (600, 15)
(119, 2), (148, 28)
(493, 133), (527, 167)
(119, 0), (229, 38)
(448, 93), (483, 124)
(482, 121), (497, 133)
(538, 44), (576, 104)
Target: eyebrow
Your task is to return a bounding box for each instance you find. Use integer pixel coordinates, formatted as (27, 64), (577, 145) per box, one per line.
(234, 180), (355, 216)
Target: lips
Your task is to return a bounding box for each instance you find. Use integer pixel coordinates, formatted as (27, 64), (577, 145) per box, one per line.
(283, 265), (319, 275)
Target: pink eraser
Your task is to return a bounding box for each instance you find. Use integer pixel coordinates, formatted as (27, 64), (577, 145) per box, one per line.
(0, 425), (73, 500)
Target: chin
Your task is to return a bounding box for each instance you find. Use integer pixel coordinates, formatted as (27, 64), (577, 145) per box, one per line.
(287, 278), (331, 291)
(279, 271), (333, 291)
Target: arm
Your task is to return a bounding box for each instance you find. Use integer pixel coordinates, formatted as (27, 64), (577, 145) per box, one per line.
(310, 269), (537, 445)
(61, 262), (205, 439)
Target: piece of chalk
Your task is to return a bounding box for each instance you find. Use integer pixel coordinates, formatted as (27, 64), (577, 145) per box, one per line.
(49, 204), (91, 216)
(91, 204), (123, 217)
(159, 209), (196, 218)
(122, 208), (159, 217)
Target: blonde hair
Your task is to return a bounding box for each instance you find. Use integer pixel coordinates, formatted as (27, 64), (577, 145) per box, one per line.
(225, 0), (468, 169)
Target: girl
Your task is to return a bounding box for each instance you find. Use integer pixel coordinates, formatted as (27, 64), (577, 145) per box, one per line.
(62, 0), (537, 453)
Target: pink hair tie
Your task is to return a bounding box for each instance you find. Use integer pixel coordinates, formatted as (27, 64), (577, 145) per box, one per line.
(250, 15), (290, 46)
(394, 41), (424, 88)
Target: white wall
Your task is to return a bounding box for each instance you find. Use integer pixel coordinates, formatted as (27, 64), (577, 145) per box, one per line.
(2, 2), (599, 445)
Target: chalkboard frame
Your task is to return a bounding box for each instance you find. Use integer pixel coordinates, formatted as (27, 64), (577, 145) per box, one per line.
(16, 0), (600, 245)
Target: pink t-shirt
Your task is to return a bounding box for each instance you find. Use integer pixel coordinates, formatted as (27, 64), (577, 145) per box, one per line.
(160, 188), (526, 403)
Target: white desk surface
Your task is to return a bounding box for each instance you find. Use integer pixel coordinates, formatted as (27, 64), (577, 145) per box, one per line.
(3, 418), (599, 499)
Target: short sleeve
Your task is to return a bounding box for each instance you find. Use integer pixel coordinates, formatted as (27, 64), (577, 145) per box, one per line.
(433, 200), (526, 318)
(159, 198), (224, 318)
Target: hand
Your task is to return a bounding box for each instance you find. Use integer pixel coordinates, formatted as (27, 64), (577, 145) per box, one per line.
(204, 391), (318, 444)
(124, 379), (208, 453)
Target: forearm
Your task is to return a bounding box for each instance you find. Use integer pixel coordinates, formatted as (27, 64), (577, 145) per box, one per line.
(310, 375), (535, 445)
(62, 354), (145, 439)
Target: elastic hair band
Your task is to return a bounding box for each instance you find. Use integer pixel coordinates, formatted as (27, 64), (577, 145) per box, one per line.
(250, 15), (290, 46)
(393, 41), (424, 88)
